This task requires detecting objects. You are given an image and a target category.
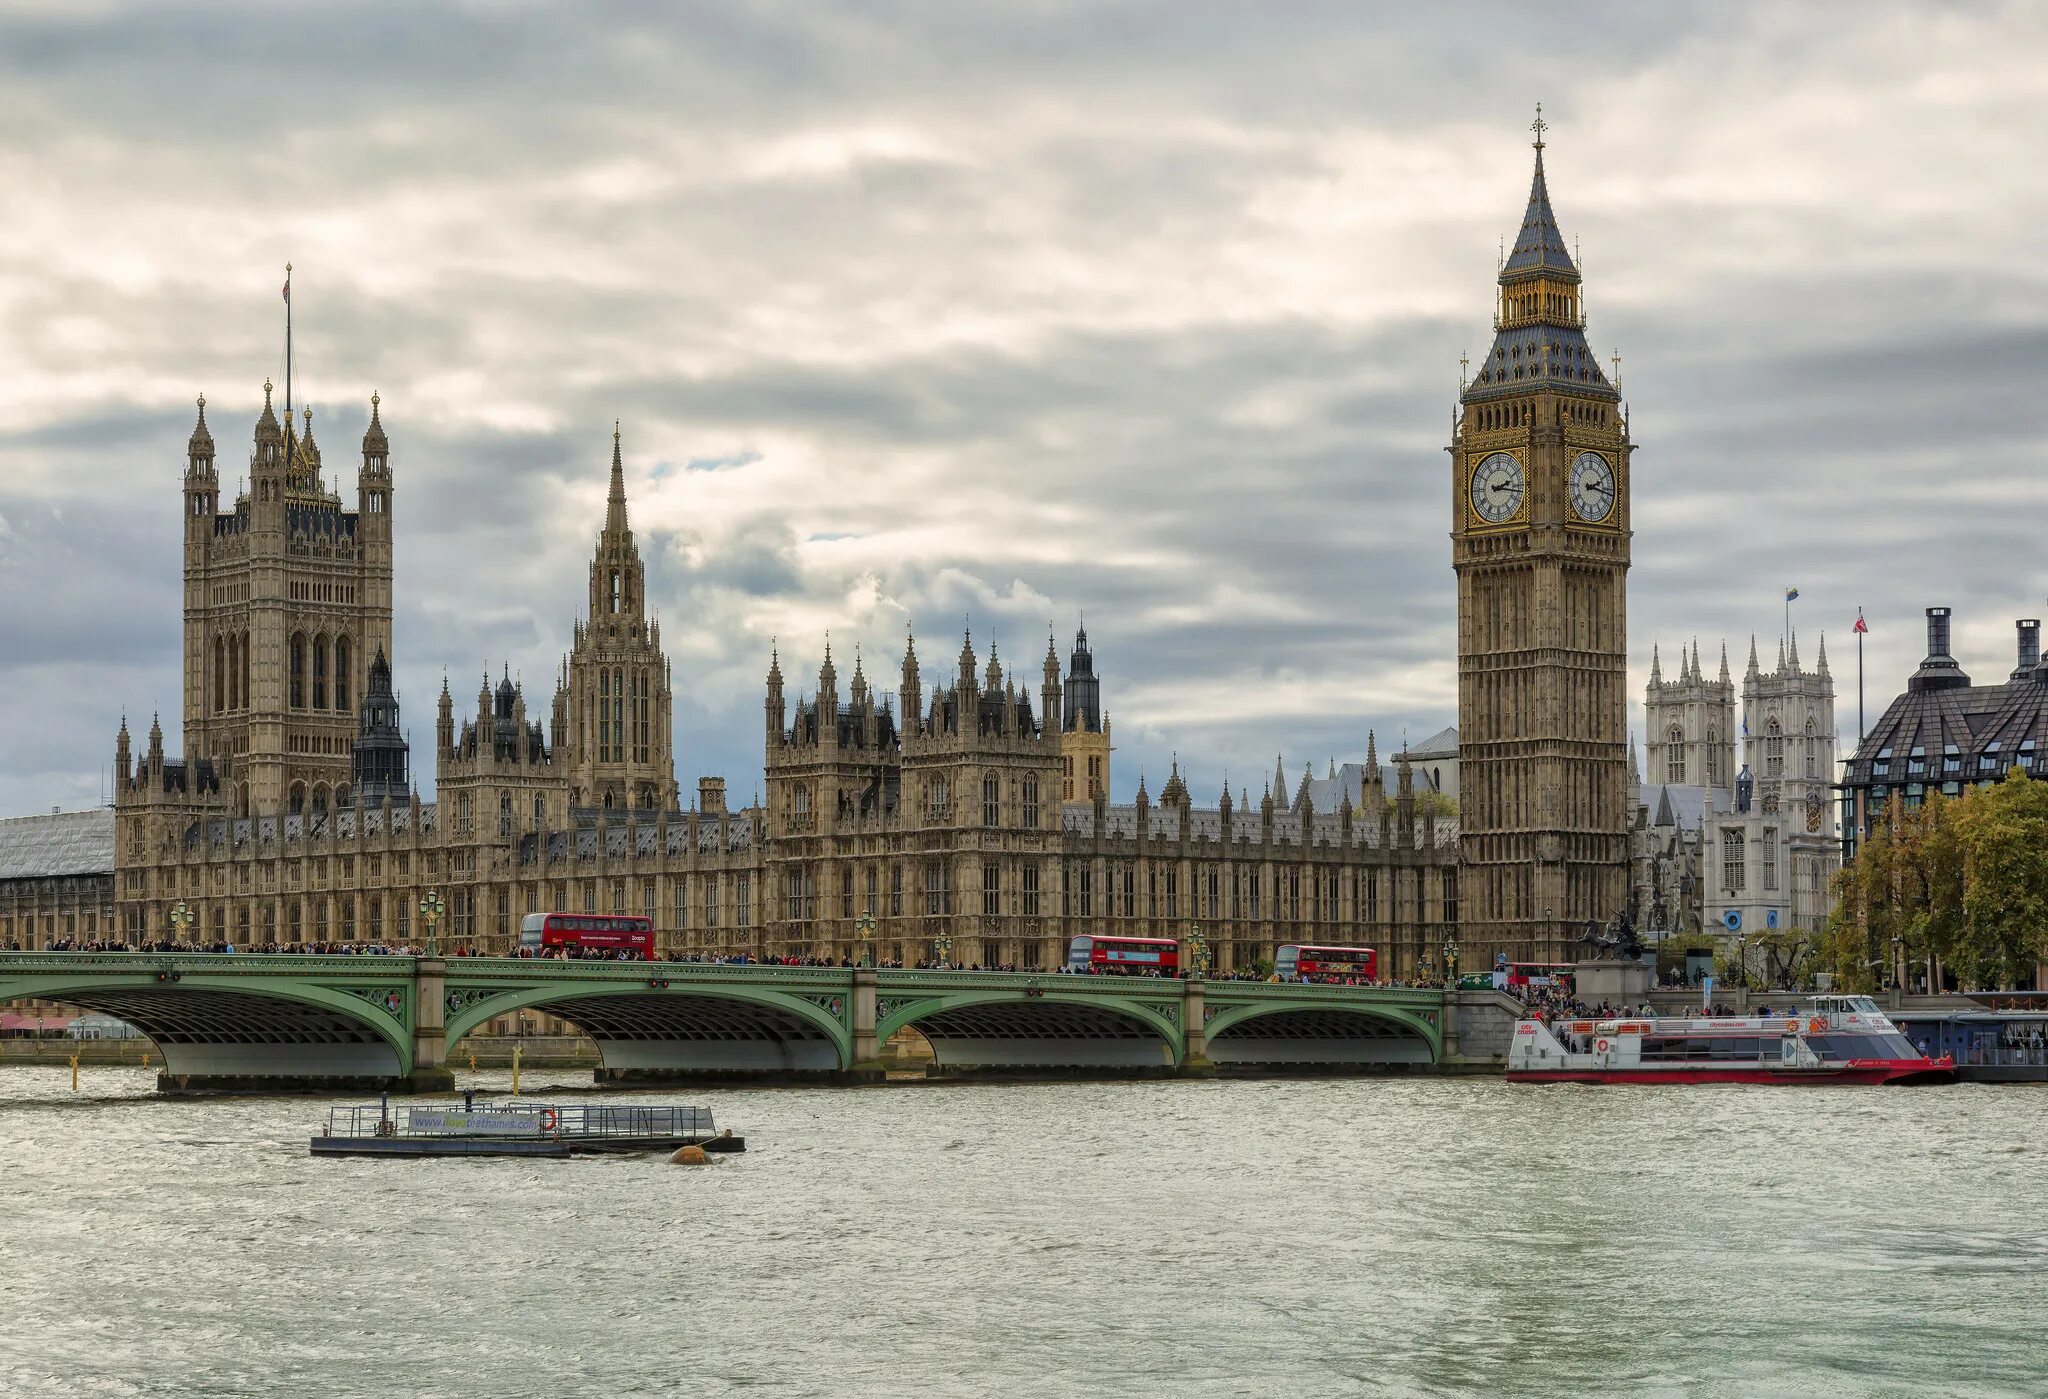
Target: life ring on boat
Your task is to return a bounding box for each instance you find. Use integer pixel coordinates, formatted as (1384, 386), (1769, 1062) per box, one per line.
(1595, 1038), (1611, 1054)
(538, 1107), (560, 1132)
(1784, 1019), (1799, 1033)
(1808, 1016), (1828, 1034)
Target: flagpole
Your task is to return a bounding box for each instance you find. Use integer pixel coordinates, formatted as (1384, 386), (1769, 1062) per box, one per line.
(284, 262), (292, 432)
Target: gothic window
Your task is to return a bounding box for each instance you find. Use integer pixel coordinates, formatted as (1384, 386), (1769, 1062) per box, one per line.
(736, 873), (752, 927)
(890, 864), (903, 918)
(213, 638), (225, 714)
(313, 635), (329, 710)
(1806, 718), (1820, 777)
(1022, 865), (1041, 917)
(1077, 865), (1093, 918)
(1761, 830), (1778, 891)
(924, 860), (949, 916)
(1163, 867), (1178, 920)
(1247, 870), (1261, 920)
(928, 776), (951, 820)
(983, 774), (1000, 827)
(982, 863), (999, 918)
(1722, 829), (1745, 892)
(610, 571), (622, 613)
(1022, 776), (1040, 829)
(1765, 718), (1784, 776)
(704, 874), (720, 930)
(499, 794), (512, 837)
(533, 795), (545, 828)
(841, 867), (854, 920)
(290, 633), (306, 709)
(1120, 865), (1135, 919)
(335, 636), (352, 711)
(1706, 726), (1721, 787)
(457, 793), (472, 835)
(1665, 726), (1684, 783)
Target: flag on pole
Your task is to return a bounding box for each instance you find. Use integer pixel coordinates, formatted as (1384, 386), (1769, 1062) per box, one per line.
(1853, 609), (1868, 635)
(1784, 586), (1800, 602)
(282, 278), (290, 302)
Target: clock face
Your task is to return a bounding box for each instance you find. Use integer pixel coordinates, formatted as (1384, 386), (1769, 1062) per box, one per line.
(1470, 452), (1526, 524)
(1570, 451), (1616, 522)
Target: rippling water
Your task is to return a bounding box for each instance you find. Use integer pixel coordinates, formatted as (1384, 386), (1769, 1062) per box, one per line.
(2, 1069), (2045, 1397)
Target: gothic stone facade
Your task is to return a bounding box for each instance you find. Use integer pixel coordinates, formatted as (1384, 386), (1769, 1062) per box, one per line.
(95, 386), (1459, 978)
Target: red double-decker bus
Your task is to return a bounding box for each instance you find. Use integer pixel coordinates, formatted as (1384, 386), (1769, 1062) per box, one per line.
(518, 913), (656, 961)
(1275, 944), (1378, 982)
(1066, 935), (1180, 975)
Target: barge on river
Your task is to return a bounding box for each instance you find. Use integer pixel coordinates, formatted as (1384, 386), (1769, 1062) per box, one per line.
(1509, 994), (1954, 1085)
(311, 1100), (745, 1158)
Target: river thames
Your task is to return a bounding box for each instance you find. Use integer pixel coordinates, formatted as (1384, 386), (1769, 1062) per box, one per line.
(2, 1070), (2043, 1398)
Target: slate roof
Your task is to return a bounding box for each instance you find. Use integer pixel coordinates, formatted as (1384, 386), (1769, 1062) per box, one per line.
(0, 808), (116, 881)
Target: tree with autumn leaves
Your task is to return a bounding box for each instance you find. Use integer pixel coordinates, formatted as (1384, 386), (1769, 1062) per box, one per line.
(1824, 769), (2048, 991)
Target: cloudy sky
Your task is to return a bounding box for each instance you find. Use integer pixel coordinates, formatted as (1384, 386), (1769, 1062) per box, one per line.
(1, 1), (2044, 817)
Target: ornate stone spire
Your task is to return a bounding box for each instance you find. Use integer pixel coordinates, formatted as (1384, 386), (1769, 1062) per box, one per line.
(606, 421), (629, 535)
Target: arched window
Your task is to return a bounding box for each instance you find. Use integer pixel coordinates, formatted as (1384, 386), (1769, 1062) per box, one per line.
(312, 635), (329, 710)
(983, 773), (1001, 827)
(610, 570), (622, 613)
(334, 636), (352, 711)
(1722, 829), (1745, 892)
(499, 793), (512, 836)
(1805, 717), (1819, 777)
(1022, 775), (1040, 830)
(1705, 726), (1720, 786)
(212, 637), (226, 713)
(1765, 718), (1785, 776)
(290, 633), (307, 709)
(1665, 726), (1684, 783)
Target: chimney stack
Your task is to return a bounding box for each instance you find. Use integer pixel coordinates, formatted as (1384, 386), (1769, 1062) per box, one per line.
(2014, 619), (2041, 679)
(1908, 606), (1970, 693)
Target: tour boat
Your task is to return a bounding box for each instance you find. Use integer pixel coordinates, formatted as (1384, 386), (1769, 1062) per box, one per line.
(1507, 995), (1954, 1085)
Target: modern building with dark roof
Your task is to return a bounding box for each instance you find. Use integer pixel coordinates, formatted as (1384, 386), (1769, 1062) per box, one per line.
(1840, 608), (2048, 860)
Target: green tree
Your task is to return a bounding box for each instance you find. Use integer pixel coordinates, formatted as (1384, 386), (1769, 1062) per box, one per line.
(1828, 772), (2048, 991)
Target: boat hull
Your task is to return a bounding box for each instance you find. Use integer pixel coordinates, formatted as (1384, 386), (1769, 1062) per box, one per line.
(1510, 1059), (1953, 1086)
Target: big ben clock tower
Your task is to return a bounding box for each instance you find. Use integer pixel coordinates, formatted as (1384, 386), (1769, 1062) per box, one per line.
(1452, 111), (1631, 965)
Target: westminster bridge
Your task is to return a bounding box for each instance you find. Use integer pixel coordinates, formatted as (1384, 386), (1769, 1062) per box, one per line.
(0, 953), (1506, 1092)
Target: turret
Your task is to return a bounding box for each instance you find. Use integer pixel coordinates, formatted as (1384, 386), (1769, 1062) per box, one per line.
(184, 395), (218, 538)
(437, 674), (454, 760)
(1041, 630), (1061, 744)
(115, 717), (132, 788)
(358, 391), (391, 534)
(957, 628), (977, 698)
(766, 642), (786, 748)
(900, 629), (922, 738)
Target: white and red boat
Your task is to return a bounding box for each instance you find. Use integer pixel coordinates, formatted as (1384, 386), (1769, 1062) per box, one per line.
(1508, 994), (1954, 1085)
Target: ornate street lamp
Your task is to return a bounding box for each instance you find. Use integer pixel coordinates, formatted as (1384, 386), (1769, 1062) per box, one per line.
(1186, 926), (1209, 979)
(1733, 932), (1747, 990)
(932, 934), (952, 970)
(419, 889), (446, 957)
(856, 906), (877, 969)
(169, 901), (194, 948)
(1443, 936), (1460, 987)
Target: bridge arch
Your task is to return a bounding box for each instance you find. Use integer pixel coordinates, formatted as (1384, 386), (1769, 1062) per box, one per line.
(878, 990), (1183, 1072)
(1203, 1000), (1439, 1068)
(0, 969), (413, 1087)
(444, 982), (853, 1080)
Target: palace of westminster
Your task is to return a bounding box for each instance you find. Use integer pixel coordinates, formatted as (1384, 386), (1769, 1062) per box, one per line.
(5, 127), (1859, 976)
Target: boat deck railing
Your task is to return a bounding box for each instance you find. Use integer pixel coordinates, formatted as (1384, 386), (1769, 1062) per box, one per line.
(323, 1103), (717, 1139)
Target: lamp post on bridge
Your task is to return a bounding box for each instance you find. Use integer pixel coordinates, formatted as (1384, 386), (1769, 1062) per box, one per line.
(932, 934), (953, 970)
(419, 889), (445, 958)
(857, 906), (877, 969)
(169, 901), (194, 950)
(1443, 936), (1460, 989)
(1185, 926), (1209, 980)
